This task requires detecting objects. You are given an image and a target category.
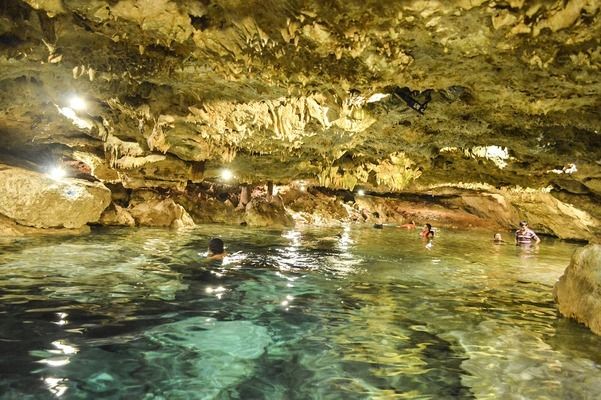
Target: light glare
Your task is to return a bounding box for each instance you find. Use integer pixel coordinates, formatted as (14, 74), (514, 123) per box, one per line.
(49, 167), (66, 181)
(357, 189), (365, 196)
(68, 95), (86, 111)
(221, 169), (233, 181)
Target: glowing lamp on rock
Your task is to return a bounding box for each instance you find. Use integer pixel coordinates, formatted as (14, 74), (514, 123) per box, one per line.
(68, 95), (86, 111)
(49, 166), (66, 181)
(221, 169), (234, 181)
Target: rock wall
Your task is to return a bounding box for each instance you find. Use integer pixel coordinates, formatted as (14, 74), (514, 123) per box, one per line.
(0, 214), (91, 236)
(127, 191), (195, 229)
(0, 164), (110, 232)
(0, 162), (597, 241)
(279, 186), (598, 241)
(554, 245), (601, 336)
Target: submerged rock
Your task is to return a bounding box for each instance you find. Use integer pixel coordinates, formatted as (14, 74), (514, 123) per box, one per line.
(144, 318), (272, 398)
(0, 164), (110, 229)
(554, 245), (601, 336)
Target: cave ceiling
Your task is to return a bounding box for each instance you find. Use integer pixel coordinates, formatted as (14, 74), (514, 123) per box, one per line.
(0, 0), (600, 198)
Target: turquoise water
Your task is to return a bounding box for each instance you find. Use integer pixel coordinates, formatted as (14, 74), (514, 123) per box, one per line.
(1, 225), (600, 399)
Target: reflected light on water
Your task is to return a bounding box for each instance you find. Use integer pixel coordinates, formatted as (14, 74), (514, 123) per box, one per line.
(206, 286), (227, 299)
(53, 312), (69, 326)
(37, 338), (79, 369)
(143, 238), (172, 255)
(38, 357), (70, 367)
(52, 340), (78, 355)
(337, 225), (353, 250)
(281, 294), (295, 307)
(43, 377), (68, 397)
(282, 230), (302, 246)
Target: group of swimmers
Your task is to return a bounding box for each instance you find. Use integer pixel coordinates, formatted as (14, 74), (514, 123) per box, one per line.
(205, 220), (540, 260)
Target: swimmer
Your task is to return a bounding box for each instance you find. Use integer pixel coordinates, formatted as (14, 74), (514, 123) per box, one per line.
(372, 211), (383, 229)
(420, 223), (435, 239)
(399, 220), (416, 229)
(207, 238), (227, 260)
(493, 233), (506, 244)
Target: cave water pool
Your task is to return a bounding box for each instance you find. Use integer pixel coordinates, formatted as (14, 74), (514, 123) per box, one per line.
(1, 226), (600, 399)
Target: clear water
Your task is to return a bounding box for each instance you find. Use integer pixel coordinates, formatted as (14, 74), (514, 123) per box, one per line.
(1, 225), (600, 399)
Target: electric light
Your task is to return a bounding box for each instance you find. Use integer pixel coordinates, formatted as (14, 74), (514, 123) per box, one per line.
(296, 180), (307, 191)
(367, 93), (390, 103)
(49, 166), (66, 181)
(221, 169), (233, 181)
(68, 95), (86, 111)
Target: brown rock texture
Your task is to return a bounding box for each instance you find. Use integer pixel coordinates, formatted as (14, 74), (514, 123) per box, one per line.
(98, 203), (136, 227)
(128, 191), (195, 228)
(554, 244), (601, 336)
(0, 164), (111, 229)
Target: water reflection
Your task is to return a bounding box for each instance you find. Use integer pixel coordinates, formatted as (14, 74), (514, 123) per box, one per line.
(0, 226), (600, 399)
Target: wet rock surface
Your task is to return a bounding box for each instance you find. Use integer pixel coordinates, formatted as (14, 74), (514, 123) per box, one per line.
(554, 244), (601, 336)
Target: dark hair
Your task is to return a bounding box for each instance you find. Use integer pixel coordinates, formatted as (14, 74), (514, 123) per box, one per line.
(519, 220), (528, 227)
(425, 223), (432, 230)
(208, 238), (224, 254)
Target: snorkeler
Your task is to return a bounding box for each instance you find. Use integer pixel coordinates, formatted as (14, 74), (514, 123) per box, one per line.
(207, 238), (227, 260)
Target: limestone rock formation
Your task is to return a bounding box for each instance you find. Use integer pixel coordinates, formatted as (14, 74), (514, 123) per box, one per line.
(554, 244), (601, 336)
(245, 197), (294, 228)
(98, 203), (136, 227)
(0, 164), (110, 229)
(0, 0), (599, 235)
(280, 187), (350, 226)
(0, 213), (91, 236)
(128, 191), (195, 228)
(176, 193), (245, 225)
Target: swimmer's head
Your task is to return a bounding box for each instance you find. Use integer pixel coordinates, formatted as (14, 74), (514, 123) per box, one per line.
(494, 233), (502, 241)
(425, 223), (432, 230)
(519, 220), (528, 227)
(208, 238), (225, 255)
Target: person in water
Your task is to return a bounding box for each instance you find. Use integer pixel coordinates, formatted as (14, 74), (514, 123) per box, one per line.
(515, 221), (540, 245)
(399, 220), (416, 229)
(372, 212), (383, 229)
(207, 238), (227, 260)
(493, 233), (506, 244)
(420, 223), (434, 239)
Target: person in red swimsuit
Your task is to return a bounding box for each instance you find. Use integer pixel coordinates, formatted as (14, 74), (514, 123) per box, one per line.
(420, 223), (434, 239)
